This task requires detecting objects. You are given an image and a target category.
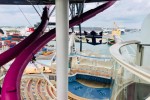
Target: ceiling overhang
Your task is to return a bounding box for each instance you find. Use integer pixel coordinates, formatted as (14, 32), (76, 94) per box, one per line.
(0, 0), (116, 5)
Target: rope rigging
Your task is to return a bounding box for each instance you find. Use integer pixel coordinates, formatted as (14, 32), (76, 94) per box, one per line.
(49, 6), (55, 18)
(18, 6), (33, 27)
(32, 5), (41, 17)
(78, 0), (86, 17)
(28, 0), (42, 18)
(37, 5), (42, 14)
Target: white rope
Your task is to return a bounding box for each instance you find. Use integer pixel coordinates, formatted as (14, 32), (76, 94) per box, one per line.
(33, 62), (56, 91)
(49, 53), (56, 66)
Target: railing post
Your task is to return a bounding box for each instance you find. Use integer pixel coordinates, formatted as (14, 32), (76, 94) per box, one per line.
(135, 44), (144, 66)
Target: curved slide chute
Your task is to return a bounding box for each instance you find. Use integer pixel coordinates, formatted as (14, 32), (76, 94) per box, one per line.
(0, 6), (50, 67)
(2, 1), (116, 100)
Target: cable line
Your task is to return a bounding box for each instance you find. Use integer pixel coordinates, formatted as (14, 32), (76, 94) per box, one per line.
(78, 0), (86, 17)
(49, 6), (55, 18)
(18, 6), (33, 27)
(37, 5), (42, 14)
(28, 0), (41, 18)
(32, 5), (41, 17)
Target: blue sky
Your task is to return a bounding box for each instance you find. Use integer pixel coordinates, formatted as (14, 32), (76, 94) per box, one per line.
(0, 0), (150, 28)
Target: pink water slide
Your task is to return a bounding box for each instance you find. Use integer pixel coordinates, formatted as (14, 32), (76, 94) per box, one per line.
(1, 1), (116, 100)
(0, 5), (50, 67)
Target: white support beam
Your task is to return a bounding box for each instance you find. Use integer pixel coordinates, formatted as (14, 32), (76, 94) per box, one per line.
(56, 0), (69, 100)
(136, 44), (144, 66)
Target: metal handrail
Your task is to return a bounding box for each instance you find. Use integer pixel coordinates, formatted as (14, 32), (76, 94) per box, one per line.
(140, 44), (150, 46)
(110, 40), (150, 83)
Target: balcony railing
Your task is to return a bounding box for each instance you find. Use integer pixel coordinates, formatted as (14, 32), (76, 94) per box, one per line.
(110, 40), (150, 100)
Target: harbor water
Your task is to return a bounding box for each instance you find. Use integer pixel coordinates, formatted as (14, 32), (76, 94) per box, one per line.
(47, 31), (141, 55)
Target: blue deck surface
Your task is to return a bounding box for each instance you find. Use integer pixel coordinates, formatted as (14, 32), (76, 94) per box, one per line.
(69, 81), (111, 100)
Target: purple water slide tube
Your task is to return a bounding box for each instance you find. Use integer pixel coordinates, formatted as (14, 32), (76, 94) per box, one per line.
(0, 6), (50, 67)
(1, 1), (116, 100)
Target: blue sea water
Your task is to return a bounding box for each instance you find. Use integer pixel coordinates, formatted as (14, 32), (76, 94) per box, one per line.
(48, 31), (140, 54)
(40, 31), (140, 65)
(121, 32), (140, 41)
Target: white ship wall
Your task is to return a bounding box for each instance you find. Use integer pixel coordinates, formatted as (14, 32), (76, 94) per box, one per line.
(140, 13), (150, 68)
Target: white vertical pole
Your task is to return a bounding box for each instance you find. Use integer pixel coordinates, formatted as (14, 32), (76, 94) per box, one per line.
(136, 44), (144, 66)
(56, 0), (69, 100)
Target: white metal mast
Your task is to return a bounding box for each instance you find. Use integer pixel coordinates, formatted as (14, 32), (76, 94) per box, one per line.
(56, 0), (69, 100)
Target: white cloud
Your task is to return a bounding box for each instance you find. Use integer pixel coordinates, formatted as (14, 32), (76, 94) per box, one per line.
(132, 0), (142, 3)
(0, 5), (43, 26)
(0, 1), (149, 28)
(82, 0), (150, 28)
